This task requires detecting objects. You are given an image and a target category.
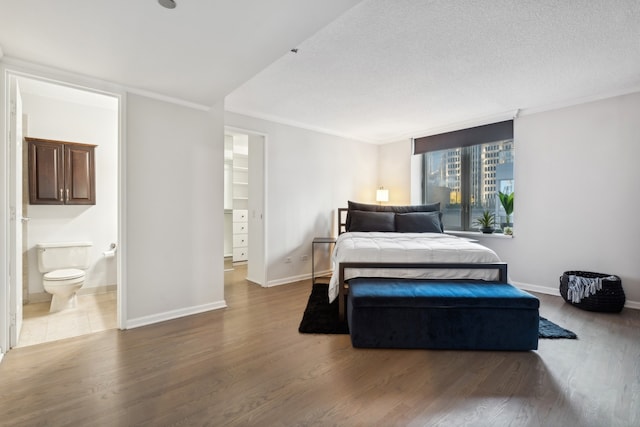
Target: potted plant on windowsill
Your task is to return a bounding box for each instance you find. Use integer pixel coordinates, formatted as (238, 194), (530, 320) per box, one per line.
(473, 210), (496, 234)
(498, 191), (514, 228)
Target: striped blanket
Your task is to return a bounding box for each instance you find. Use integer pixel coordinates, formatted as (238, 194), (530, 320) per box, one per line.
(567, 274), (616, 303)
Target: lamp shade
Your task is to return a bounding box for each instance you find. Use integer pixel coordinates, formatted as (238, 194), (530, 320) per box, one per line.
(376, 188), (389, 203)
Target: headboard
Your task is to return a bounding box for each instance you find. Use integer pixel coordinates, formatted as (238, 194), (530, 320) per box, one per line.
(338, 202), (444, 235)
(338, 208), (348, 235)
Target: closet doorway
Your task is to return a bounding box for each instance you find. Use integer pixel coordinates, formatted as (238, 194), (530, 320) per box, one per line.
(223, 128), (266, 286)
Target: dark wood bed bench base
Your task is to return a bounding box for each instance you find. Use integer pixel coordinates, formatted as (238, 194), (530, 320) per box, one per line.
(337, 262), (508, 320)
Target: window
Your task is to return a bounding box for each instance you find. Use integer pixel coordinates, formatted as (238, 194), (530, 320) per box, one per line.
(414, 121), (514, 232)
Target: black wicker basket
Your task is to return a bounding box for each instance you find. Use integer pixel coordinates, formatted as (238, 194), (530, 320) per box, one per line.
(559, 271), (625, 313)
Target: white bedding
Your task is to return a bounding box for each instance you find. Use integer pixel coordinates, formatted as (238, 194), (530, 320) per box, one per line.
(328, 232), (502, 302)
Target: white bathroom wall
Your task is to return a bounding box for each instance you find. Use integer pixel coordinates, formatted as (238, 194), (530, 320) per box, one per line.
(225, 111), (379, 286)
(20, 89), (119, 296)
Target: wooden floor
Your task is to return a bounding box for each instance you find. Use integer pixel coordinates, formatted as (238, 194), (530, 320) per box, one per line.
(1, 266), (639, 426)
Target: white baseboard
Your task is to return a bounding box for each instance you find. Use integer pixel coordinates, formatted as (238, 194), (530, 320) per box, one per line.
(125, 300), (227, 329)
(512, 281), (560, 297)
(623, 300), (640, 310)
(245, 276), (263, 286)
(78, 284), (117, 296)
(28, 284), (117, 304)
(512, 281), (639, 310)
(28, 292), (51, 303)
(267, 274), (308, 287)
(266, 269), (332, 287)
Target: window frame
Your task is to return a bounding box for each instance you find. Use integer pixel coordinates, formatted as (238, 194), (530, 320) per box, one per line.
(421, 139), (514, 232)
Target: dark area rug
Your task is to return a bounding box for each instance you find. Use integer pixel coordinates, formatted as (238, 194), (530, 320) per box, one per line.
(539, 317), (577, 339)
(299, 283), (578, 339)
(298, 282), (349, 334)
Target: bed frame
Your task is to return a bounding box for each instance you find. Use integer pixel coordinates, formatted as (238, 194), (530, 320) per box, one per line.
(335, 207), (508, 320)
(337, 262), (508, 320)
(338, 208), (349, 235)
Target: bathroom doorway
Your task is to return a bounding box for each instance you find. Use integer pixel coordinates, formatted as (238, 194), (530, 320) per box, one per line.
(5, 73), (121, 348)
(223, 128), (266, 287)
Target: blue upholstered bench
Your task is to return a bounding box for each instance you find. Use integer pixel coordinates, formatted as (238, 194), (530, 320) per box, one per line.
(347, 279), (539, 351)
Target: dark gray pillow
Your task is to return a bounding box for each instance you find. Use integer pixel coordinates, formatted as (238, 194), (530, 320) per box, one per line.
(395, 212), (444, 233)
(347, 201), (380, 212)
(346, 202), (378, 230)
(378, 202), (441, 214)
(346, 201), (441, 230)
(348, 211), (396, 232)
(347, 200), (440, 213)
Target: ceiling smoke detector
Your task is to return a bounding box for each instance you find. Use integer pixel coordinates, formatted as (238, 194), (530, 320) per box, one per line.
(158, 0), (176, 9)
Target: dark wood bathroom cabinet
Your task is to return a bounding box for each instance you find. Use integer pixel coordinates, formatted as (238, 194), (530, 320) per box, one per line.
(26, 137), (97, 205)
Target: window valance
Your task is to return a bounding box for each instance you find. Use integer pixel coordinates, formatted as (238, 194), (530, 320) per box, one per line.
(413, 120), (513, 154)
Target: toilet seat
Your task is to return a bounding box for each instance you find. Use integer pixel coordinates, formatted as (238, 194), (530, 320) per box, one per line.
(44, 268), (85, 281)
(42, 268), (86, 312)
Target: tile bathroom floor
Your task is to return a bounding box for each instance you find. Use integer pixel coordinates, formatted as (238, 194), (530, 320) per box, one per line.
(17, 291), (117, 347)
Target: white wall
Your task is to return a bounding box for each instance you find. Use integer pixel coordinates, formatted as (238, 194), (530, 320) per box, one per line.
(503, 92), (640, 304)
(379, 92), (640, 306)
(125, 94), (226, 326)
(225, 111), (379, 286)
(378, 139), (412, 204)
(21, 91), (118, 295)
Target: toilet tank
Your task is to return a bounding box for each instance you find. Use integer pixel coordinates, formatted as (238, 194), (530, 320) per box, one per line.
(36, 242), (93, 273)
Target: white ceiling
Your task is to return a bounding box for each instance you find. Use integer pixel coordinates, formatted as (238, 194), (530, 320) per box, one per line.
(2, 1), (639, 144)
(226, 0), (640, 143)
(0, 0), (361, 106)
(17, 77), (119, 111)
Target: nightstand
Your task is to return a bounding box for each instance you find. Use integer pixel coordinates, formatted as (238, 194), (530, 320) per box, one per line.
(312, 237), (336, 284)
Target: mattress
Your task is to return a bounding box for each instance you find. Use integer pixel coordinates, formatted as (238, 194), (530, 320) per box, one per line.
(328, 232), (502, 302)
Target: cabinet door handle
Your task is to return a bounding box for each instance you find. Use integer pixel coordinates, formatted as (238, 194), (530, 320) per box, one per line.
(59, 189), (63, 201)
(65, 189), (69, 202)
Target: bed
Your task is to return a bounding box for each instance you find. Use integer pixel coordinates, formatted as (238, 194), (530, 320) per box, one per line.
(329, 203), (504, 319)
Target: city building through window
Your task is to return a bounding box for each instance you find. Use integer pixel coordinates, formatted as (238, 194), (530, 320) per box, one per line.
(414, 121), (514, 232)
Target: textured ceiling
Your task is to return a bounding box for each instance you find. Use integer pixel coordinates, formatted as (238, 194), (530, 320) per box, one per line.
(225, 0), (640, 143)
(2, 1), (638, 144)
(0, 0), (361, 107)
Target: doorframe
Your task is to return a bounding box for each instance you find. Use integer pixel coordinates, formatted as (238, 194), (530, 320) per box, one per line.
(8, 73), (24, 348)
(0, 61), (127, 355)
(224, 126), (268, 287)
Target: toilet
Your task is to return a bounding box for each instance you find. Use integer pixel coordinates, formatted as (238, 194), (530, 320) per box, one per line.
(36, 242), (93, 312)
